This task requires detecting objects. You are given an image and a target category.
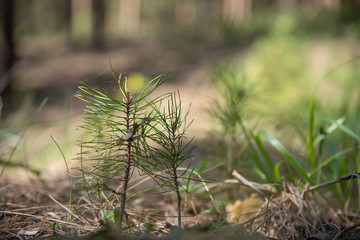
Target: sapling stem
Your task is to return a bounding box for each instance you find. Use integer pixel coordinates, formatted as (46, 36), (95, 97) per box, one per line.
(118, 94), (133, 229)
(174, 173), (182, 228)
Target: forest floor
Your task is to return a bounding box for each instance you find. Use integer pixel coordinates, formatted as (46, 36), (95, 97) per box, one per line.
(1, 38), (360, 239)
(0, 38), (243, 239)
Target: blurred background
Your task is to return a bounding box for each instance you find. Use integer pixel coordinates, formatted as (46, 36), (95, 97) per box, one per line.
(1, 0), (360, 182)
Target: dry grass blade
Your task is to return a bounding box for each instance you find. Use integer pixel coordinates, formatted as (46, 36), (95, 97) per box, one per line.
(178, 167), (215, 202)
(0, 229), (23, 240)
(48, 194), (85, 223)
(332, 223), (360, 240)
(223, 170), (359, 239)
(0, 210), (79, 226)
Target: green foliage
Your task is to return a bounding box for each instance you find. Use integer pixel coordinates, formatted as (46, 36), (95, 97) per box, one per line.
(243, 14), (310, 126)
(0, 93), (46, 178)
(208, 17), (360, 207)
(76, 69), (196, 229)
(139, 92), (196, 228)
(209, 66), (254, 179)
(100, 208), (120, 225)
(209, 13), (360, 206)
(208, 60), (360, 210)
(141, 92), (195, 189)
(253, 103), (360, 209)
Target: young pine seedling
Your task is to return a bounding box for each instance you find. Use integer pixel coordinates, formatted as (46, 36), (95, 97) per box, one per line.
(76, 69), (195, 230)
(140, 92), (195, 228)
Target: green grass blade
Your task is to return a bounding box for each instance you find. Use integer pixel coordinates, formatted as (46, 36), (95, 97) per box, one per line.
(51, 135), (72, 220)
(324, 118), (360, 141)
(313, 117), (345, 147)
(274, 161), (283, 183)
(253, 132), (275, 182)
(307, 97), (316, 169)
(259, 130), (314, 185)
(240, 121), (273, 181)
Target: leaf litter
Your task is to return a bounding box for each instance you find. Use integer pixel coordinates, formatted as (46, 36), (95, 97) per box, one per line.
(1, 168), (360, 239)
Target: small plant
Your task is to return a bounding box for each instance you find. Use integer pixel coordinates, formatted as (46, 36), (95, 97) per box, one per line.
(140, 92), (195, 228)
(208, 66), (253, 179)
(76, 68), (196, 230)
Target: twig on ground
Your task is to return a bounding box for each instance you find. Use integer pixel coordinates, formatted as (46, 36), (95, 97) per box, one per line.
(305, 172), (360, 192)
(226, 170), (279, 194)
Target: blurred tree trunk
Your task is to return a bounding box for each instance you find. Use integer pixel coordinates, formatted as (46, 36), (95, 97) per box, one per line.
(54, 0), (73, 41)
(62, 0), (72, 41)
(0, 0), (15, 94)
(91, 0), (105, 49)
(71, 0), (91, 41)
(119, 0), (140, 37)
(222, 0), (252, 24)
(174, 0), (196, 26)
